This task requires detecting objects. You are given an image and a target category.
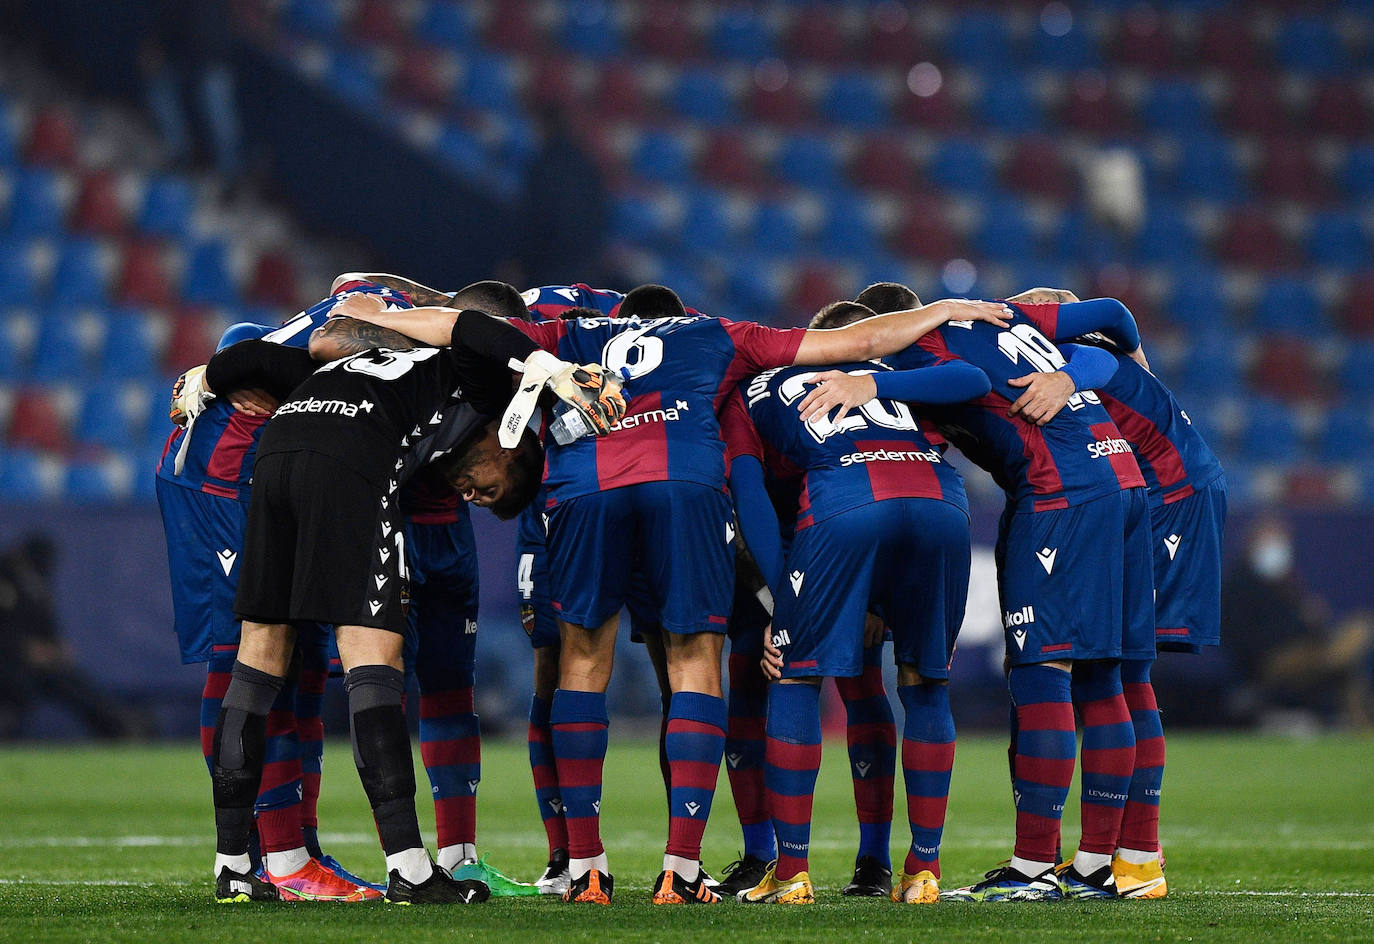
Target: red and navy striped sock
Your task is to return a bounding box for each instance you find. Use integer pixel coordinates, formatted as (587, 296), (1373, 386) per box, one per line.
(200, 645), (238, 773)
(1072, 661), (1136, 856)
(765, 682), (822, 881)
(255, 679), (305, 855)
(419, 680), (480, 851)
(1009, 664), (1076, 865)
(295, 640), (328, 858)
(551, 689), (609, 860)
(725, 651), (773, 861)
(897, 682), (955, 878)
(835, 649), (896, 867)
(1119, 658), (1163, 854)
(664, 691), (728, 862)
(528, 695), (568, 855)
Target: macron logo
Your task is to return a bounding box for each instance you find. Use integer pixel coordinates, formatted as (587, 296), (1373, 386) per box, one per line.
(1164, 534), (1182, 560)
(1036, 547), (1057, 574)
(685, 801), (701, 817)
(725, 521), (736, 544)
(789, 570), (805, 595)
(369, 600), (382, 616)
(726, 753), (742, 769)
(855, 761), (872, 777)
(217, 549), (237, 576)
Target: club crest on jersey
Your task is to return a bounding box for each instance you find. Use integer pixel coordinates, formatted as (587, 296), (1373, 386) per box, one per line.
(1036, 547), (1057, 574)
(1164, 533), (1182, 560)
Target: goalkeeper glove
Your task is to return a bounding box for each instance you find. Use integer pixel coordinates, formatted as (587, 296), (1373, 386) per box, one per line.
(499, 350), (627, 447)
(169, 365), (213, 427)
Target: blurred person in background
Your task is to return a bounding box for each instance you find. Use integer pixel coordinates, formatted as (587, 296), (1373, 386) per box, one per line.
(1221, 516), (1373, 729)
(0, 534), (149, 740)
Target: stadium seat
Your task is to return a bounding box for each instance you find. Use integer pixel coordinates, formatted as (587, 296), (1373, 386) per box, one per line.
(634, 0), (701, 60)
(0, 310), (34, 375)
(460, 51), (520, 112)
(671, 69), (737, 126)
(977, 76), (1044, 134)
(697, 129), (762, 188)
(943, 12), (1013, 73)
(864, 6), (931, 67)
(789, 263), (845, 315)
(609, 192), (674, 246)
(389, 45), (457, 109)
(0, 238), (44, 299)
(70, 171), (128, 236)
(246, 250), (300, 308)
(0, 448), (63, 502)
(1335, 273), (1374, 336)
(819, 72), (889, 129)
(679, 187), (736, 252)
(1274, 15), (1348, 75)
(1252, 277), (1327, 337)
(137, 175), (195, 239)
(773, 134), (844, 192)
(100, 309), (165, 380)
(631, 130), (694, 186)
(816, 192), (880, 259)
(1316, 404), (1374, 463)
(29, 313), (96, 380)
(1223, 74), (1289, 137)
(1309, 80), (1371, 138)
(434, 125), (493, 181)
(1141, 80), (1214, 136)
(974, 197), (1038, 263)
(849, 135), (918, 194)
(1216, 208), (1295, 270)
(327, 46), (385, 108)
(927, 138), (995, 196)
(747, 77), (813, 126)
(284, 0), (342, 37)
(1255, 139), (1329, 204)
(1003, 135), (1075, 202)
(162, 310), (220, 375)
(1340, 144), (1374, 204)
(783, 5), (852, 63)
(23, 106), (78, 168)
(6, 388), (70, 453)
(1166, 265), (1232, 329)
(892, 195), (962, 261)
(115, 240), (173, 307)
(415, 1), (477, 50)
(74, 381), (140, 450)
(350, 0), (407, 45)
(559, 0), (623, 60)
(1195, 14), (1267, 72)
(1059, 73), (1131, 135)
(526, 53), (582, 109)
(0, 105), (17, 168)
(750, 199), (804, 257)
(5, 168), (66, 237)
(1250, 336), (1319, 400)
(66, 455), (134, 503)
(1237, 398), (1304, 458)
(485, 0), (542, 53)
(180, 241), (239, 306)
(1306, 212), (1370, 271)
(1339, 340), (1374, 397)
(49, 237), (109, 308)
(709, 7), (778, 61)
(593, 63), (651, 120)
(1113, 9), (1178, 71)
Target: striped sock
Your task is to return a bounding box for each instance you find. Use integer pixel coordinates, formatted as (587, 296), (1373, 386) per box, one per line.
(765, 683), (822, 881)
(551, 689), (609, 861)
(1072, 661), (1136, 856)
(255, 680), (304, 854)
(1009, 664), (1076, 865)
(200, 645), (237, 774)
(897, 683), (955, 879)
(664, 691), (728, 863)
(725, 651), (773, 861)
(528, 695), (569, 855)
(294, 638), (328, 858)
(1118, 658), (1164, 854)
(835, 649), (896, 867)
(419, 679), (480, 851)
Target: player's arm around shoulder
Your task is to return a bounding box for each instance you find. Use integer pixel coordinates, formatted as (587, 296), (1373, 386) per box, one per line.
(791, 298), (1013, 365)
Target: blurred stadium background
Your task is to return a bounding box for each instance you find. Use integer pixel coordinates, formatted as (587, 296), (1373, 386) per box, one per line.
(0, 0), (1370, 739)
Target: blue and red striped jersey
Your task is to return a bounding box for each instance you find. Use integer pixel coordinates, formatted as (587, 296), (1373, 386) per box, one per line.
(720, 363), (968, 531)
(154, 281), (414, 500)
(513, 315), (807, 506)
(1082, 340), (1224, 507)
(886, 303), (1145, 512)
(519, 283), (624, 319)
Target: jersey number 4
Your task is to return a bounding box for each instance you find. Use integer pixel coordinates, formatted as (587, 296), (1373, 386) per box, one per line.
(996, 323), (1101, 411)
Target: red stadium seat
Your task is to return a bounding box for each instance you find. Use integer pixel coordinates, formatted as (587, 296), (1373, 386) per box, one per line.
(7, 388), (69, 453)
(1088, 267), (1157, 335)
(1335, 273), (1374, 336)
(247, 250), (301, 308)
(892, 195), (962, 261)
(1251, 336), (1318, 400)
(593, 63), (651, 120)
(895, 79), (961, 132)
(1286, 467), (1339, 505)
(1112, 7), (1178, 72)
(783, 6), (853, 63)
(351, 0), (407, 45)
(24, 106), (79, 167)
(1223, 73), (1289, 137)
(163, 309), (220, 375)
(1194, 14), (1267, 72)
(1060, 73), (1131, 136)
(789, 263), (844, 315)
(862, 6), (933, 67)
(1216, 208), (1296, 270)
(1254, 139), (1330, 204)
(115, 240), (174, 307)
(634, 1), (702, 60)
(849, 135), (918, 194)
(485, 0), (543, 53)
(746, 79), (812, 127)
(389, 44), (456, 109)
(1309, 80), (1372, 139)
(697, 130), (762, 188)
(528, 54), (582, 109)
(1003, 135), (1076, 203)
(70, 171), (128, 236)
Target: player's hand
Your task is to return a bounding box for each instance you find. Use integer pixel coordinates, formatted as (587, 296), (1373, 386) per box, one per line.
(797, 370), (877, 423)
(926, 298), (1015, 327)
(169, 364), (213, 426)
(863, 612), (886, 649)
(1005, 287), (1080, 306)
(761, 625), (783, 681)
(228, 387), (279, 417)
(1007, 370), (1076, 425)
(550, 363), (627, 435)
(329, 291), (387, 321)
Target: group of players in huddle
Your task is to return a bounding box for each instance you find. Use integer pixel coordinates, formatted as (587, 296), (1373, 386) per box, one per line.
(155, 268), (1223, 907)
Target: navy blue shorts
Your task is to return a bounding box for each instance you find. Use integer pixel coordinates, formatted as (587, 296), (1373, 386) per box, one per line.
(403, 517), (480, 687)
(774, 497), (970, 680)
(996, 487), (1155, 666)
(546, 482), (734, 635)
(1150, 475), (1227, 653)
(156, 478), (247, 664)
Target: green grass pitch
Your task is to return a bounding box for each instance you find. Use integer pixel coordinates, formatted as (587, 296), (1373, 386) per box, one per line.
(2, 734), (1371, 943)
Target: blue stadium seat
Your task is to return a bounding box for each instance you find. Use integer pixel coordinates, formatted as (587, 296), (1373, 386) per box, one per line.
(774, 134), (844, 191)
(1340, 144), (1374, 203)
(29, 314), (92, 380)
(461, 52), (519, 111)
(1176, 329), (1242, 395)
(434, 125), (492, 180)
(1341, 341), (1374, 397)
(820, 73), (889, 129)
(609, 192), (674, 245)
(0, 449), (61, 502)
(1133, 202), (1201, 266)
(1140, 80), (1214, 134)
(66, 456), (133, 503)
(816, 192), (880, 259)
(5, 168), (64, 236)
(74, 381), (138, 450)
(1028, 20), (1100, 71)
(1252, 277), (1325, 336)
(560, 0), (623, 59)
(1306, 211), (1370, 270)
(284, 0), (342, 37)
(671, 69), (736, 125)
(415, 1), (476, 49)
(49, 237), (108, 307)
(100, 309), (162, 379)
(1053, 209), (1121, 269)
(1173, 134), (1243, 203)
(750, 200), (804, 257)
(708, 7), (777, 60)
(137, 175), (195, 238)
(944, 12), (1014, 73)
(180, 240), (239, 306)
(1317, 403), (1374, 462)
(0, 238), (43, 299)
(0, 107), (18, 167)
(679, 187), (735, 251)
(978, 76), (1044, 133)
(631, 131), (692, 186)
(1238, 398), (1303, 458)
(927, 138), (995, 195)
(328, 47), (384, 108)
(975, 197), (1037, 263)
(0, 311), (33, 375)
(1275, 16), (1348, 75)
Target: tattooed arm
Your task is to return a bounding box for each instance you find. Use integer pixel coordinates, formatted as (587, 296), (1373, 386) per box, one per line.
(307, 316), (421, 362)
(330, 271), (456, 308)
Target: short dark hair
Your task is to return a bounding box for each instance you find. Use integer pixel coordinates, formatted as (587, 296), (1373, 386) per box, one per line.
(809, 300), (877, 330)
(618, 284), (686, 320)
(451, 280), (531, 321)
(558, 305), (603, 321)
(854, 281), (921, 315)
(488, 427), (544, 520)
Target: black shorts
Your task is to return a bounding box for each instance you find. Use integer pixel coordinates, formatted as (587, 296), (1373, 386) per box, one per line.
(235, 450), (408, 633)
